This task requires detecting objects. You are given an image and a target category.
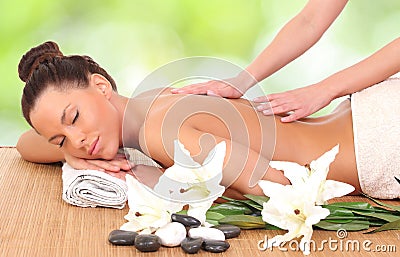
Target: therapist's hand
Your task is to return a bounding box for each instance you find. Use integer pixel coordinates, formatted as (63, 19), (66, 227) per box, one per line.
(254, 84), (333, 122)
(171, 78), (244, 98)
(64, 152), (134, 173)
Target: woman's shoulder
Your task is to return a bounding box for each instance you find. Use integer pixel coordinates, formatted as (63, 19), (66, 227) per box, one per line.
(134, 87), (173, 99)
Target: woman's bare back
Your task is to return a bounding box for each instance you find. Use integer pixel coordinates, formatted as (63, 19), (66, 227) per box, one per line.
(133, 89), (360, 192)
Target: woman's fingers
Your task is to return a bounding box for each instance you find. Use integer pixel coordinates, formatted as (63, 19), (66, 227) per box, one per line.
(84, 159), (119, 172)
(255, 96), (295, 115)
(255, 86), (332, 122)
(72, 159), (106, 171)
(64, 154), (104, 171)
(64, 152), (135, 173)
(171, 79), (243, 98)
(280, 110), (306, 123)
(253, 95), (270, 103)
(86, 158), (133, 172)
(171, 82), (210, 95)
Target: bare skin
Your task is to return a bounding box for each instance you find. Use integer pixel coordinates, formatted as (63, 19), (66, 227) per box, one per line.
(19, 74), (359, 197)
(127, 88), (359, 196)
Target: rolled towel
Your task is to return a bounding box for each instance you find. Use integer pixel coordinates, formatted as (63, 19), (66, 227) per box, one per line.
(62, 163), (128, 209)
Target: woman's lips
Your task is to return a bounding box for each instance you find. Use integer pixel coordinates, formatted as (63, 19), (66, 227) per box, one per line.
(88, 137), (100, 156)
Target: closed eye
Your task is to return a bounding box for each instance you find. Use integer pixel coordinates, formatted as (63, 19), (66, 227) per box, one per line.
(72, 110), (79, 124)
(58, 137), (66, 148)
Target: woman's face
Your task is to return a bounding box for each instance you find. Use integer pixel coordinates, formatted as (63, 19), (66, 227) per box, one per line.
(30, 78), (121, 160)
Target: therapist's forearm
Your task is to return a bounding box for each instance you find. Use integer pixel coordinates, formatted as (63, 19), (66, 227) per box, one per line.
(318, 37), (400, 98)
(244, 0), (348, 86)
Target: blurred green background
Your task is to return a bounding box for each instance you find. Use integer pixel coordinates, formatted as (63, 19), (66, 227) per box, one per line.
(1, 0), (399, 146)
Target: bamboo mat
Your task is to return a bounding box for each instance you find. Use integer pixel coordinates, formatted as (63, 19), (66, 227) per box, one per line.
(0, 147), (399, 257)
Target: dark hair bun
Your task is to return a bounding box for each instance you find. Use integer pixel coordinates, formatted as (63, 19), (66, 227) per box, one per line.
(18, 41), (63, 82)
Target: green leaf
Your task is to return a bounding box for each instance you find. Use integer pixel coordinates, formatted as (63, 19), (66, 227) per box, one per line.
(243, 194), (269, 206)
(242, 201), (263, 211)
(365, 218), (400, 234)
(220, 196), (263, 211)
(323, 205), (358, 223)
(352, 211), (400, 223)
(315, 220), (370, 231)
(205, 219), (219, 226)
(325, 202), (374, 211)
(206, 211), (225, 221)
(264, 224), (282, 230)
(361, 193), (400, 212)
(208, 202), (252, 215)
(219, 215), (267, 229)
(220, 196), (237, 202)
(368, 220), (388, 227)
(372, 206), (400, 214)
(324, 206), (355, 217)
(324, 216), (358, 223)
(176, 209), (188, 215)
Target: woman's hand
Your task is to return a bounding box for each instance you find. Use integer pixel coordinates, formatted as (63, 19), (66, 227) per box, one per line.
(64, 152), (133, 173)
(254, 84), (334, 122)
(171, 79), (243, 98)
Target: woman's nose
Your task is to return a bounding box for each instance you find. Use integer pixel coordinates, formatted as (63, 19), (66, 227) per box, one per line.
(65, 128), (87, 149)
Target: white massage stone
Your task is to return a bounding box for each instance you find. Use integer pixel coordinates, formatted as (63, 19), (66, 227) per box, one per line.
(155, 222), (187, 247)
(188, 227), (225, 241)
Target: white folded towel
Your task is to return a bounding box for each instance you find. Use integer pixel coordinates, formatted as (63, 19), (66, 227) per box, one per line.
(62, 163), (128, 209)
(351, 77), (400, 199)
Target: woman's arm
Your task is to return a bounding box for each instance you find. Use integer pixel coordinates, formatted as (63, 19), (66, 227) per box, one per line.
(17, 129), (64, 163)
(319, 36), (400, 98)
(17, 129), (132, 172)
(263, 36), (400, 122)
(171, 0), (348, 96)
(245, 0), (348, 83)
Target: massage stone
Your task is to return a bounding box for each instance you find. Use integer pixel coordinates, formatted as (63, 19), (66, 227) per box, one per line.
(180, 237), (203, 254)
(134, 234), (162, 252)
(213, 224), (241, 239)
(188, 227), (225, 241)
(171, 213), (201, 228)
(201, 239), (230, 253)
(108, 213), (236, 254)
(108, 230), (138, 246)
(155, 222), (187, 247)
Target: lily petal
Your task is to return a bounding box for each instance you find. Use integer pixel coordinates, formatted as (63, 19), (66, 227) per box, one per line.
(202, 141), (226, 178)
(299, 226), (314, 255)
(309, 145), (339, 177)
(318, 180), (355, 204)
(187, 201), (214, 226)
(123, 175), (184, 232)
(173, 140), (201, 168)
(269, 161), (309, 185)
(304, 205), (330, 226)
(153, 140), (226, 203)
(258, 180), (286, 198)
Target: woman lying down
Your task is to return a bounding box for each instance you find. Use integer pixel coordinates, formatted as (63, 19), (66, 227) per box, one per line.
(17, 41), (400, 200)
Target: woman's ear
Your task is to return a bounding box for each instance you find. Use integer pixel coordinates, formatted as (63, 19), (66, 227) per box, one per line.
(90, 73), (113, 99)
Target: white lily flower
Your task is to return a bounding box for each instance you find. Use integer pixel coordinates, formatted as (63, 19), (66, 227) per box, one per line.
(258, 180), (330, 255)
(258, 145), (355, 255)
(153, 140), (226, 224)
(269, 145), (354, 205)
(120, 174), (184, 233)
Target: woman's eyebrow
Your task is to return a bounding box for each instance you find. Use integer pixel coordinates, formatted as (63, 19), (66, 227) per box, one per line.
(60, 104), (71, 125)
(47, 104), (70, 143)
